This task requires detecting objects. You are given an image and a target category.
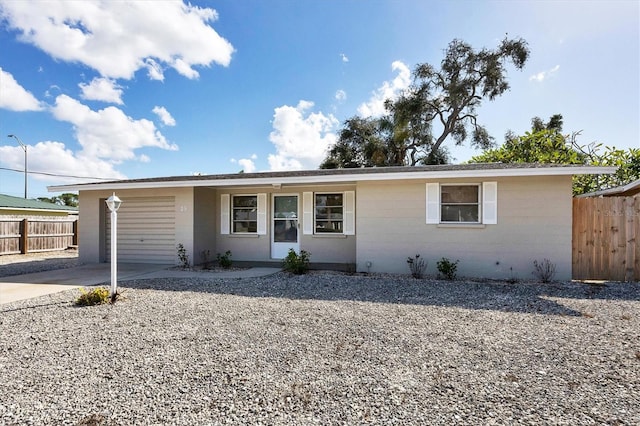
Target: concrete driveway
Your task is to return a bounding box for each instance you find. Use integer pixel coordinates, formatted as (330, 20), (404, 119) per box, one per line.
(0, 263), (281, 305)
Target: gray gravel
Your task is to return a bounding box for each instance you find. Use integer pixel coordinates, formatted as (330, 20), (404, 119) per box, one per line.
(0, 268), (638, 425)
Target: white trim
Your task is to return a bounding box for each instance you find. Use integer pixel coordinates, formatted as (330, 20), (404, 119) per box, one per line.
(302, 192), (313, 235)
(0, 207), (77, 214)
(220, 194), (230, 235)
(344, 190), (355, 235)
(425, 183), (439, 224)
(482, 181), (498, 224)
(257, 193), (267, 235)
(48, 166), (617, 192)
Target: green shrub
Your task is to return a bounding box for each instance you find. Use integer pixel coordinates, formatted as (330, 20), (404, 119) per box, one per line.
(176, 243), (189, 268)
(283, 249), (311, 275)
(437, 257), (459, 280)
(216, 250), (233, 269)
(407, 254), (427, 279)
(75, 287), (110, 306)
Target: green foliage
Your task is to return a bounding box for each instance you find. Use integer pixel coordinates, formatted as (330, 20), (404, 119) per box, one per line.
(176, 243), (189, 268)
(216, 250), (233, 269)
(283, 249), (311, 275)
(436, 258), (459, 280)
(470, 114), (640, 195)
(532, 259), (556, 283)
(75, 287), (110, 306)
(37, 192), (79, 207)
(407, 254), (427, 279)
(320, 37), (529, 169)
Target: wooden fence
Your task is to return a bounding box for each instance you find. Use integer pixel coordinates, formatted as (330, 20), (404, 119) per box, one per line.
(0, 219), (77, 255)
(573, 196), (639, 281)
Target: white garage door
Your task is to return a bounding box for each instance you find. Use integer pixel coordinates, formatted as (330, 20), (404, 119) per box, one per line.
(106, 196), (176, 264)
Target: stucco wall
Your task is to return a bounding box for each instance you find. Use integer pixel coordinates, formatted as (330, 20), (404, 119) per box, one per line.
(355, 176), (573, 280)
(78, 187), (194, 264)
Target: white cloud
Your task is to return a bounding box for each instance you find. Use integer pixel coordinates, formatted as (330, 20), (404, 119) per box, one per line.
(50, 94), (178, 163)
(268, 100), (338, 171)
(340, 53), (349, 63)
(0, 67), (44, 111)
(357, 60), (411, 118)
(335, 89), (347, 101)
(79, 77), (123, 104)
(529, 64), (560, 82)
(0, 0), (234, 80)
(230, 154), (257, 173)
(0, 141), (125, 184)
(152, 106), (176, 126)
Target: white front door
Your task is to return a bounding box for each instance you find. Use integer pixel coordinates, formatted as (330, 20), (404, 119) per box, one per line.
(271, 194), (299, 259)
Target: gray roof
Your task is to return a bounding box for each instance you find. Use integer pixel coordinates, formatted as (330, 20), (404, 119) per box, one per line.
(0, 194), (78, 212)
(577, 178), (640, 198)
(48, 163), (618, 192)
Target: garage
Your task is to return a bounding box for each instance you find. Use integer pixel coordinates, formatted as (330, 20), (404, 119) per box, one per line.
(105, 196), (176, 264)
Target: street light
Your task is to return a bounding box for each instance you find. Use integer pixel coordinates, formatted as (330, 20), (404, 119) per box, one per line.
(105, 193), (122, 302)
(7, 134), (27, 199)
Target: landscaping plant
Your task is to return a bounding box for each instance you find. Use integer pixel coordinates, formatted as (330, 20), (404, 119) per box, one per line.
(407, 254), (427, 279)
(437, 257), (459, 280)
(532, 258), (556, 283)
(75, 287), (110, 306)
(176, 243), (189, 268)
(283, 249), (311, 275)
(216, 250), (233, 269)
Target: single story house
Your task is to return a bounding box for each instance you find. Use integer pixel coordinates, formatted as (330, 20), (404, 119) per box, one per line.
(49, 163), (615, 280)
(0, 194), (78, 219)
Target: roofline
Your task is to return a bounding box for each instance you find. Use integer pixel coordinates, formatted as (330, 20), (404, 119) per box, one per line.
(0, 207), (78, 214)
(48, 165), (618, 192)
(576, 178), (640, 198)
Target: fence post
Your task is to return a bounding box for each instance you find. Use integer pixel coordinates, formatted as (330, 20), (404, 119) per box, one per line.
(20, 218), (28, 254)
(625, 197), (636, 282)
(72, 220), (78, 246)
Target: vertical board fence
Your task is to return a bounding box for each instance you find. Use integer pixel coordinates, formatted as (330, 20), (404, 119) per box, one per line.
(0, 219), (77, 255)
(573, 196), (639, 281)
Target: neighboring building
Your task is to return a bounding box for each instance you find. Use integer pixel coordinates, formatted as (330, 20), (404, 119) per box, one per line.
(49, 163), (615, 280)
(0, 194), (78, 219)
(577, 178), (640, 198)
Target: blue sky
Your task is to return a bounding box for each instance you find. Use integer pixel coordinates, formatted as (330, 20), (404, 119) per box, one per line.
(0, 0), (638, 199)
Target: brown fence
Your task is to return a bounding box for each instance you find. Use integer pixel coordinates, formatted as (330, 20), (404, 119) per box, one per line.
(573, 196), (639, 281)
(0, 219), (77, 255)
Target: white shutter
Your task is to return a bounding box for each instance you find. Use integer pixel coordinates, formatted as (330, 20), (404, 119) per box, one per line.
(426, 183), (439, 224)
(344, 191), (355, 235)
(220, 194), (230, 234)
(303, 192), (313, 235)
(257, 193), (267, 235)
(482, 181), (498, 225)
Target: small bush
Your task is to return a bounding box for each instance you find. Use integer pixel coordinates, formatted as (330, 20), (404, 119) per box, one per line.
(75, 287), (110, 306)
(216, 250), (233, 269)
(176, 243), (189, 268)
(283, 249), (311, 275)
(532, 258), (556, 283)
(437, 257), (459, 280)
(407, 254), (427, 279)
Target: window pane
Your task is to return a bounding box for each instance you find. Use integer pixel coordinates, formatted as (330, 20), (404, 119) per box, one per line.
(441, 205), (479, 222)
(233, 208), (257, 221)
(315, 193), (344, 233)
(233, 196), (257, 208)
(441, 186), (478, 204)
(233, 221), (257, 233)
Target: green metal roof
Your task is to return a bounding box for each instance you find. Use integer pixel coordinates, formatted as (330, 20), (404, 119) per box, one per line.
(0, 194), (78, 212)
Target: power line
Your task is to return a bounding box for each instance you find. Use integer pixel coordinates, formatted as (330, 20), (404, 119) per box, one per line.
(0, 166), (116, 181)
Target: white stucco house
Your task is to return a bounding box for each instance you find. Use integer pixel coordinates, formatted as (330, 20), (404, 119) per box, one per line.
(49, 163), (615, 280)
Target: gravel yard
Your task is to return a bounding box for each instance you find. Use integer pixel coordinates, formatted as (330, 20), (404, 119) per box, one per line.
(0, 250), (80, 278)
(0, 259), (638, 425)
